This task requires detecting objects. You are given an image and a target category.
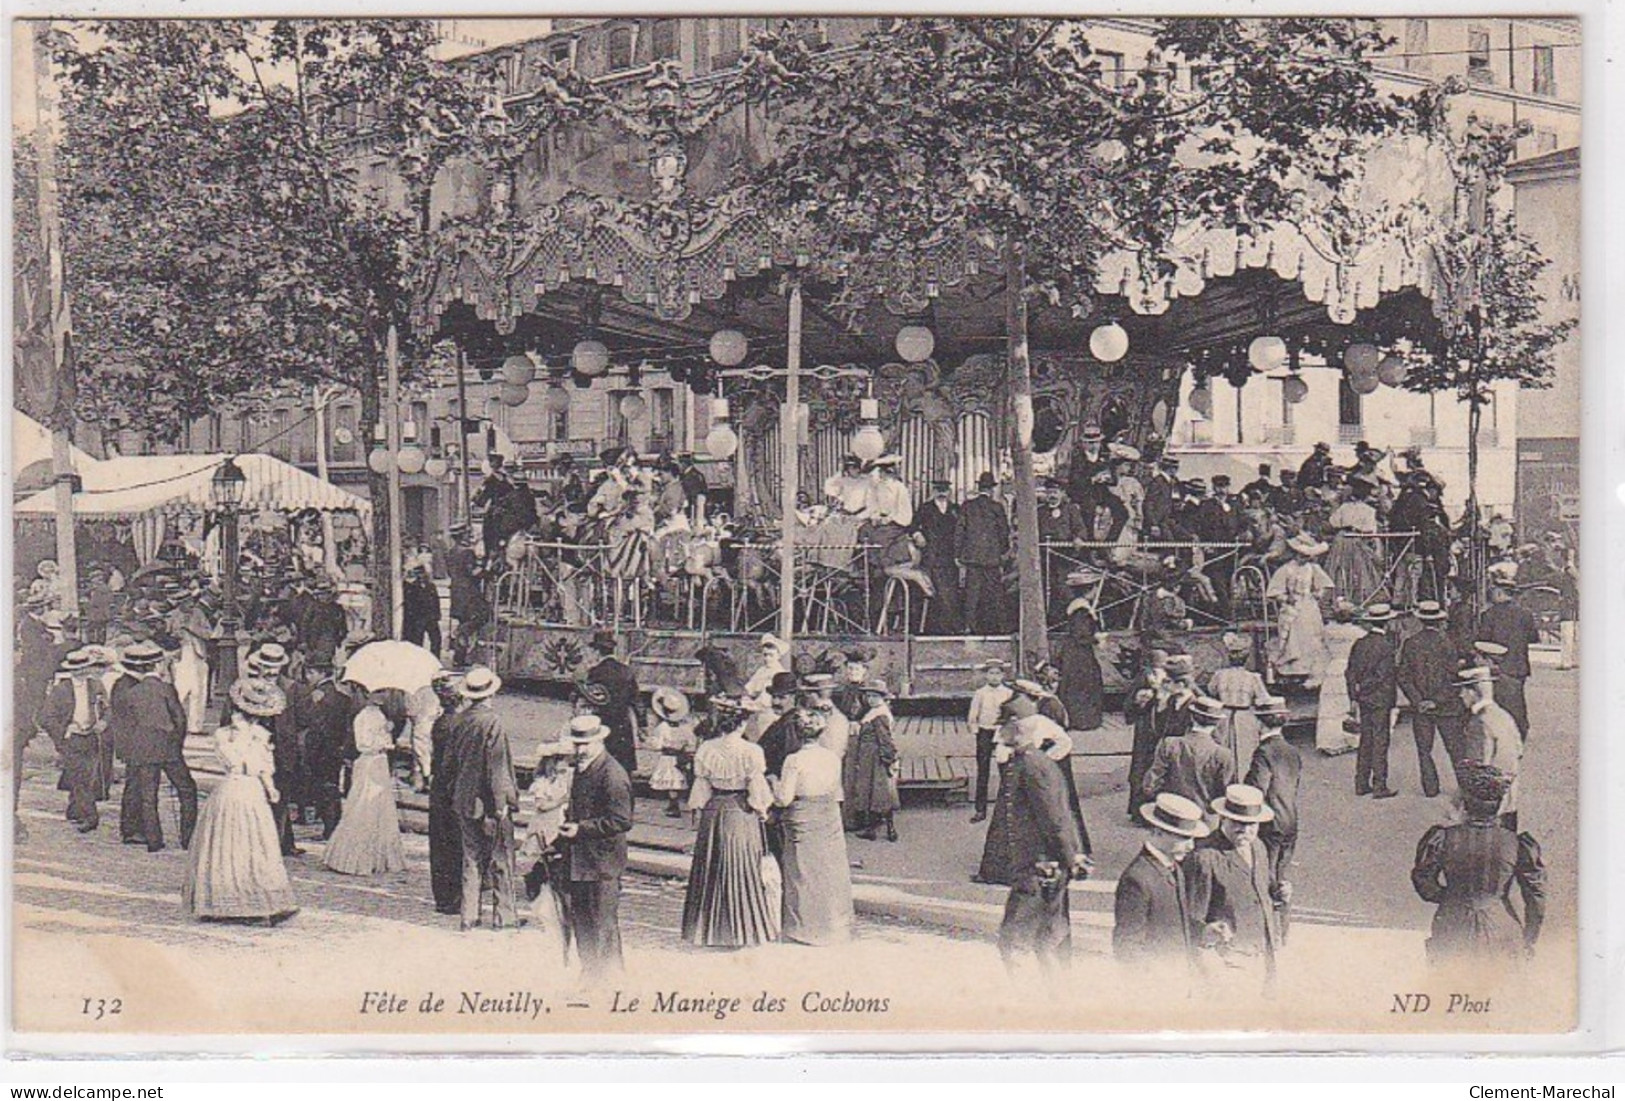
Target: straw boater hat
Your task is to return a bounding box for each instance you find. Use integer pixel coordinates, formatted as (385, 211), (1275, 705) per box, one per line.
(1010, 678), (1047, 699)
(1360, 602), (1397, 624)
(1140, 792), (1212, 838)
(459, 666), (503, 700)
(1474, 640), (1508, 662)
(119, 640), (166, 671)
(247, 642), (290, 675)
(1453, 665), (1494, 689)
(650, 687), (690, 723)
(798, 672), (837, 693)
(1212, 784), (1275, 825)
(230, 677), (288, 719)
(1108, 442), (1141, 462)
(1257, 695), (1290, 719)
(1287, 532), (1329, 557)
(708, 694), (750, 718)
(1414, 600), (1447, 623)
(1189, 696), (1226, 725)
(82, 645), (118, 668)
(567, 714), (608, 744)
(978, 658), (1009, 674)
(58, 649), (97, 675)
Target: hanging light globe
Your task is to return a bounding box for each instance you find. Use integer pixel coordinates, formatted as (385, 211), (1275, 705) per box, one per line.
(1350, 370), (1381, 396)
(705, 422), (739, 461)
(1089, 322), (1129, 363)
(1282, 374), (1309, 404)
(499, 382), (530, 407)
(851, 422), (887, 463)
(424, 456), (450, 479)
(620, 394), (648, 420)
(367, 446), (395, 475)
(895, 325), (935, 364)
(501, 354), (537, 386)
(1189, 384), (1213, 418)
(709, 329), (748, 367)
(544, 385), (572, 414)
(1377, 355), (1409, 388)
(1344, 343), (1382, 375)
(572, 340), (610, 376)
(1248, 335), (1288, 373)
(396, 444), (427, 475)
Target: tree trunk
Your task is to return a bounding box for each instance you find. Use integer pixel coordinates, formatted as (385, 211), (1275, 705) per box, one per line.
(1466, 388), (1483, 612)
(358, 343), (391, 639)
(1004, 237), (1048, 670)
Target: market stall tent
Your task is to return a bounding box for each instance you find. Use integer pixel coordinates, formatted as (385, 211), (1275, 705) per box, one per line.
(13, 452), (372, 519)
(12, 410), (100, 495)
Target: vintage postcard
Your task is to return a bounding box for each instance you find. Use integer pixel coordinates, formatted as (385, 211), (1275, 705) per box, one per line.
(8, 13), (1583, 1045)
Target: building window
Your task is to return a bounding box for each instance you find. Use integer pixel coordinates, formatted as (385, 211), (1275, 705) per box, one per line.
(1467, 27), (1493, 83)
(711, 18), (742, 71)
(1338, 374), (1363, 435)
(207, 414), (223, 452)
(608, 391), (632, 447)
(1097, 51), (1126, 89)
(651, 388), (676, 452)
(650, 19), (679, 61)
(551, 401), (569, 443)
(1532, 44), (1556, 96)
(1535, 129), (1559, 153)
(1403, 19), (1429, 72)
(607, 26), (635, 72)
(548, 40), (573, 70)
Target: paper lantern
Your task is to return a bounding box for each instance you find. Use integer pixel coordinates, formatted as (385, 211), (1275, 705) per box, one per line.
(620, 394), (648, 420)
(1344, 343), (1381, 375)
(1089, 322), (1129, 363)
(1282, 375), (1308, 404)
(396, 445), (426, 475)
(709, 329), (748, 367)
(1188, 384), (1212, 418)
(367, 447), (395, 475)
(499, 382), (530, 407)
(572, 340), (610, 376)
(895, 325), (935, 364)
(501, 354), (537, 386)
(424, 456), (450, 479)
(1378, 355), (1409, 387)
(1248, 335), (1287, 373)
(1350, 370), (1381, 396)
(544, 385), (572, 414)
(705, 423), (739, 460)
(851, 423), (886, 463)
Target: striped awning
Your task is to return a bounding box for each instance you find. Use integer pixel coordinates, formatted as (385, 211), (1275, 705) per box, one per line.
(13, 452), (370, 520)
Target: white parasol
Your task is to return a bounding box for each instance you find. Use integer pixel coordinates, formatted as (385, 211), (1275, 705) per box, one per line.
(340, 640), (443, 693)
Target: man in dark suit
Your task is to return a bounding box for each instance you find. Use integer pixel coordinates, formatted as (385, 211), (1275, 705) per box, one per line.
(955, 472), (1010, 635)
(995, 716), (1089, 981)
(558, 714), (634, 988)
(1296, 441), (1333, 490)
(1142, 695), (1235, 811)
(297, 578), (349, 671)
(1477, 580), (1541, 741)
(1347, 603), (1400, 798)
(444, 666), (520, 931)
(1113, 792), (1209, 980)
(912, 479), (963, 634)
(585, 629), (640, 778)
(108, 641), (198, 852)
(1141, 456), (1180, 540)
(1244, 696), (1301, 937)
(1065, 424), (1126, 542)
(1192, 475), (1246, 616)
(1395, 600), (1463, 794)
(301, 665), (360, 839)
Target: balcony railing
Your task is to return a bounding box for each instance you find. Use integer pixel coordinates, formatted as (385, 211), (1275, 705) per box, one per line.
(1409, 426), (1438, 447)
(1337, 424), (1365, 445)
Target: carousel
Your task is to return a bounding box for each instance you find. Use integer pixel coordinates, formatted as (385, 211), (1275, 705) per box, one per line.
(413, 65), (1459, 706)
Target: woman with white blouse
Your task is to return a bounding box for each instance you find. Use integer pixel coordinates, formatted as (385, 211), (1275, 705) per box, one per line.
(772, 707), (854, 946)
(681, 696), (781, 948)
(322, 689), (408, 876)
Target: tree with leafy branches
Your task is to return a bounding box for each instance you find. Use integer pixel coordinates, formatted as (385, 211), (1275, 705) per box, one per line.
(737, 16), (1418, 664)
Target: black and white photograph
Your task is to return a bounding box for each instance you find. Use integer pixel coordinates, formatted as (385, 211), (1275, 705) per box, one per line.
(7, 13), (1584, 1040)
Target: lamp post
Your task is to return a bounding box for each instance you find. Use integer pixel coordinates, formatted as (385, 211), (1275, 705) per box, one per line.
(211, 455), (247, 697)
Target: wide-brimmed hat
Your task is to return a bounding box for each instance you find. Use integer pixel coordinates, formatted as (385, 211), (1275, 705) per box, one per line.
(859, 677), (892, 698)
(650, 687), (690, 723)
(460, 666), (503, 700)
(708, 694), (750, 717)
(1287, 532), (1329, 557)
(230, 677), (288, 719)
(1189, 695), (1226, 724)
(1414, 600), (1447, 623)
(1212, 784), (1275, 824)
(1474, 640), (1509, 662)
(1360, 603), (1397, 624)
(246, 643), (290, 674)
(567, 714), (608, 744)
(119, 640), (166, 669)
(1140, 793), (1212, 838)
(768, 671), (799, 696)
(1454, 665), (1494, 688)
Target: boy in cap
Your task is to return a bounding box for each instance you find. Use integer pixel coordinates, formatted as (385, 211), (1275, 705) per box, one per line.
(967, 659), (1014, 823)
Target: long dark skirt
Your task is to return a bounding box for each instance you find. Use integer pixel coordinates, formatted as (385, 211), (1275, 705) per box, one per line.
(977, 761), (1016, 886)
(780, 795), (854, 946)
(1056, 637), (1104, 732)
(427, 779), (461, 912)
(1058, 756), (1092, 855)
(682, 791), (781, 948)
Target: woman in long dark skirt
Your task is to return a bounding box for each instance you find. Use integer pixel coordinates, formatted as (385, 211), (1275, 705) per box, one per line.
(1054, 599), (1105, 732)
(681, 697), (780, 948)
(1033, 668), (1093, 857)
(843, 679), (901, 841)
(426, 674), (465, 915)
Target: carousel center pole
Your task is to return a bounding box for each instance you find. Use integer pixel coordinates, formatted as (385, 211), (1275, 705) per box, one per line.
(779, 278), (803, 645)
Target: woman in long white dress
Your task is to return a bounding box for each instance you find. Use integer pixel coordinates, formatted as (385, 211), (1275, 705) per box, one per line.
(323, 691), (407, 876)
(1266, 534), (1335, 686)
(184, 678), (298, 922)
(1325, 479), (1385, 607)
(772, 707), (854, 946)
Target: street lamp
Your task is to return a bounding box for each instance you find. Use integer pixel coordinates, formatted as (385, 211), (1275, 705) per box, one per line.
(211, 455), (247, 696)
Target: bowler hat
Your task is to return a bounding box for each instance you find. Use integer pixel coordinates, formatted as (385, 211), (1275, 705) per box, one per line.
(768, 672), (799, 696)
(976, 472), (996, 490)
(1139, 793), (1211, 838)
(1212, 784), (1275, 824)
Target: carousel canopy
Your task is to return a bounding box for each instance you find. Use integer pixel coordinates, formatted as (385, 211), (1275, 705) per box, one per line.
(13, 452), (371, 520)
